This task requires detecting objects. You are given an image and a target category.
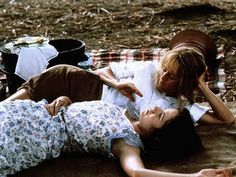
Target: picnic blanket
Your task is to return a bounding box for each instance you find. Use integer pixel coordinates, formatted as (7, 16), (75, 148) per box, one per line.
(12, 48), (236, 177)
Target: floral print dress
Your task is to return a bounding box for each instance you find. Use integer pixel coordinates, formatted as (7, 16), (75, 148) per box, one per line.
(61, 101), (143, 157)
(0, 100), (143, 177)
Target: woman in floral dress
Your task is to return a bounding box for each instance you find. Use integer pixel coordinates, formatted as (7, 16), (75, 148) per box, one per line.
(0, 96), (232, 177)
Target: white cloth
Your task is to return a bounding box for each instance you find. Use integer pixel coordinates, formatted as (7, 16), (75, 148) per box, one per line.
(15, 44), (58, 80)
(101, 61), (209, 123)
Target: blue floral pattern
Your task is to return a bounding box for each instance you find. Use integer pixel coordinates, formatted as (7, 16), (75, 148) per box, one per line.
(0, 100), (143, 177)
(0, 100), (66, 176)
(62, 101), (143, 157)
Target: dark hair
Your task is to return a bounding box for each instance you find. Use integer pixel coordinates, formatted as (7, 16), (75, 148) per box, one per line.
(141, 108), (203, 161)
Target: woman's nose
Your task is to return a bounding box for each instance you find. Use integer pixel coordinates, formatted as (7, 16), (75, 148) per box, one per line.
(153, 106), (162, 113)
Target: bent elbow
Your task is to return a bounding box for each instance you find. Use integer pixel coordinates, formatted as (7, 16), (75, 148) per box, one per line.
(130, 169), (139, 177)
(129, 168), (145, 177)
(221, 113), (236, 124)
(226, 115), (236, 124)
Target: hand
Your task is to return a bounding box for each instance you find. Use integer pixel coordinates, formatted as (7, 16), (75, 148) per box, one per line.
(115, 81), (143, 102)
(198, 71), (206, 85)
(196, 168), (232, 177)
(44, 96), (72, 116)
(196, 70), (208, 92)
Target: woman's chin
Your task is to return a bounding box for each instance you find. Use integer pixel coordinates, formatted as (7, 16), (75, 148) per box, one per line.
(156, 84), (165, 92)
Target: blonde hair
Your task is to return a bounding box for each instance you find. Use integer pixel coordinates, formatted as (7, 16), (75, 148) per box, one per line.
(157, 47), (206, 104)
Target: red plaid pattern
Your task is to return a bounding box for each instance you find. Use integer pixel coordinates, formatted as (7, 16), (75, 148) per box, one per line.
(90, 48), (168, 69)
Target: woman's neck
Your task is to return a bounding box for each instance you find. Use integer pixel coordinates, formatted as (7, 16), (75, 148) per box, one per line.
(124, 111), (151, 137)
(125, 111), (143, 135)
(164, 91), (178, 97)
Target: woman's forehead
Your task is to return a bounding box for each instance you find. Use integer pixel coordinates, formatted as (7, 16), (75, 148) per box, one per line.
(161, 57), (180, 75)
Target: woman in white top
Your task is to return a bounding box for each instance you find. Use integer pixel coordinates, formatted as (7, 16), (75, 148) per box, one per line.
(95, 46), (234, 125)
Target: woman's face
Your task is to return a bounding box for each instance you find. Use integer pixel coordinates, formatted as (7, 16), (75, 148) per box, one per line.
(156, 65), (180, 96)
(139, 107), (179, 136)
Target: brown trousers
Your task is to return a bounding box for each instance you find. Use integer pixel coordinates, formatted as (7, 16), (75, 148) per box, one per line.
(19, 64), (103, 103)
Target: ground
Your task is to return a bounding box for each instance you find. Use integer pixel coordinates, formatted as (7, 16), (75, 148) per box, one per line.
(0, 0), (236, 53)
(0, 0), (236, 101)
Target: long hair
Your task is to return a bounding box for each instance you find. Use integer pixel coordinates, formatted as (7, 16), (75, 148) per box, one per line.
(156, 47), (206, 104)
(141, 108), (203, 161)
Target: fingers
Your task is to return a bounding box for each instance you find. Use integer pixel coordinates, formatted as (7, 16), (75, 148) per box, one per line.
(200, 168), (232, 177)
(133, 87), (143, 97)
(44, 96), (72, 116)
(221, 168), (232, 177)
(44, 103), (56, 116)
(117, 82), (143, 102)
(45, 100), (62, 116)
(127, 83), (143, 97)
(55, 99), (63, 108)
(126, 95), (135, 102)
(215, 168), (232, 177)
(126, 84), (143, 102)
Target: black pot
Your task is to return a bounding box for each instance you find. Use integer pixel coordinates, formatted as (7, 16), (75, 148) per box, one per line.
(48, 39), (88, 67)
(0, 66), (25, 95)
(0, 38), (88, 94)
(0, 49), (26, 94)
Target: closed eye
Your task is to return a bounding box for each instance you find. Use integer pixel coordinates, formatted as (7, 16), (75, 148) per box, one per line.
(158, 112), (172, 126)
(159, 112), (165, 121)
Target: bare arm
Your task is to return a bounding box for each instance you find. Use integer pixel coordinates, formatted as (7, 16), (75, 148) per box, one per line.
(112, 139), (232, 177)
(93, 66), (118, 88)
(4, 88), (30, 101)
(93, 67), (143, 101)
(197, 73), (235, 124)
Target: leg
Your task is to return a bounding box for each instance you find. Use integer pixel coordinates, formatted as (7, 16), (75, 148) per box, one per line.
(4, 64), (103, 103)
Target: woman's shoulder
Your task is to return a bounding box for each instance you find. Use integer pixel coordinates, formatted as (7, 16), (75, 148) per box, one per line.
(136, 61), (157, 72)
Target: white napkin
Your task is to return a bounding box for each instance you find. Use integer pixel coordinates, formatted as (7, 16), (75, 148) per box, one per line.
(15, 44), (58, 80)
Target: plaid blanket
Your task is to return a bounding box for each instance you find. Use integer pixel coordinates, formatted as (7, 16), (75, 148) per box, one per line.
(87, 48), (226, 102)
(89, 48), (168, 68)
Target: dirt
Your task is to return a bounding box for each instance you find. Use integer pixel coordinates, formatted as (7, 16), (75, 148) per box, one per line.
(0, 0), (236, 54)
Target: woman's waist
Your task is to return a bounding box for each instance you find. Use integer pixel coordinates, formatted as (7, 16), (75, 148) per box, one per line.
(46, 110), (69, 157)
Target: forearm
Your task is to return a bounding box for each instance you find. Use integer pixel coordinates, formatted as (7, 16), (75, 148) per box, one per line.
(198, 83), (235, 123)
(115, 141), (195, 177)
(93, 67), (118, 88)
(93, 66), (143, 101)
(132, 168), (196, 177)
(114, 140), (231, 177)
(5, 88), (31, 101)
